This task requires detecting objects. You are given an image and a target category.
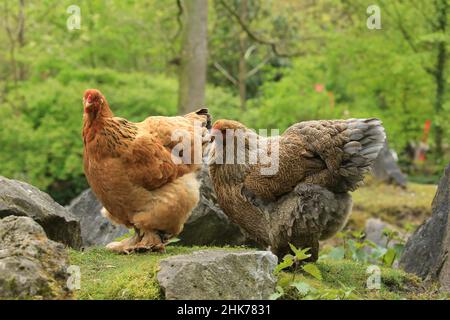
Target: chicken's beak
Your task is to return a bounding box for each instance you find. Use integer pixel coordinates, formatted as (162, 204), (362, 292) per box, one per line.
(84, 95), (93, 110)
(85, 101), (93, 109)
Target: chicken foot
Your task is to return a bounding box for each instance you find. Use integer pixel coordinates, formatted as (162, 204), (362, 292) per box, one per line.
(105, 228), (142, 254)
(106, 227), (168, 254)
(131, 229), (167, 253)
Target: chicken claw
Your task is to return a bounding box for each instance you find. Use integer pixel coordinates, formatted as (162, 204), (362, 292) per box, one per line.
(106, 229), (167, 254)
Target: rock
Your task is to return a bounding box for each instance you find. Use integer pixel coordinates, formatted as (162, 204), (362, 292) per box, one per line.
(365, 218), (407, 248)
(365, 218), (390, 247)
(0, 216), (71, 299)
(179, 166), (249, 246)
(372, 141), (407, 188)
(364, 218), (407, 268)
(400, 164), (450, 292)
(67, 189), (128, 247)
(157, 250), (277, 300)
(0, 176), (81, 248)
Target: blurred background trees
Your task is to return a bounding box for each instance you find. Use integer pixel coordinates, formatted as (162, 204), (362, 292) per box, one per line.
(0, 0), (448, 204)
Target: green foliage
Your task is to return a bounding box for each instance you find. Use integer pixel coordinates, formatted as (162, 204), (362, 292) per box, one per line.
(302, 263), (323, 281)
(272, 244), (324, 298)
(289, 281), (356, 300)
(273, 245), (321, 280)
(273, 255), (294, 275)
(319, 229), (405, 268)
(270, 229), (429, 300)
(273, 257), (436, 300)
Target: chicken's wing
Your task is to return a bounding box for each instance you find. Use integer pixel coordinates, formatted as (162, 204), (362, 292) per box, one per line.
(243, 119), (385, 200)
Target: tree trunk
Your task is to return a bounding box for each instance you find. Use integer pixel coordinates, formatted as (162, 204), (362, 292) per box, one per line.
(433, 0), (447, 157)
(178, 0), (208, 114)
(238, 0), (248, 110)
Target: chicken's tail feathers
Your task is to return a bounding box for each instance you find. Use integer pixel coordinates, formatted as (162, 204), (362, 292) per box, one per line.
(339, 118), (386, 190)
(196, 108), (212, 130)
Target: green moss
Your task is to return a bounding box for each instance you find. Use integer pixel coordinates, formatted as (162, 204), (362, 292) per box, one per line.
(350, 181), (436, 230)
(68, 245), (245, 300)
(276, 258), (441, 300)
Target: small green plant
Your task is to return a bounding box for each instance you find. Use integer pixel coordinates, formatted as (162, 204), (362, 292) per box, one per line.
(270, 274), (357, 300)
(320, 228), (405, 267)
(273, 244), (322, 280)
(271, 243), (336, 300)
(290, 281), (356, 300)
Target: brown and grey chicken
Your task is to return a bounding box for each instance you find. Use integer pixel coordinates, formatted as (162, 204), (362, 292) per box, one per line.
(82, 89), (210, 253)
(208, 118), (386, 260)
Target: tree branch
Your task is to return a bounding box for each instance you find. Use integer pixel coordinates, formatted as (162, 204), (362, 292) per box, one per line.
(218, 0), (308, 58)
(410, 0), (438, 29)
(172, 0), (184, 41)
(391, 1), (418, 53)
(213, 61), (238, 86)
(246, 54), (272, 79)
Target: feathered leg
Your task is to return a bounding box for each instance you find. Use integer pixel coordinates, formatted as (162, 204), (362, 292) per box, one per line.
(105, 174), (199, 254)
(105, 227), (142, 254)
(132, 229), (168, 253)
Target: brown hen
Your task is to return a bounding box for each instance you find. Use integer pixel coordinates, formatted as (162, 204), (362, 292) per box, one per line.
(208, 118), (386, 261)
(82, 89), (210, 253)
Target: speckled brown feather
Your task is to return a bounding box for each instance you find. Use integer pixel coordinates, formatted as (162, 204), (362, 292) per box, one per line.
(208, 118), (385, 260)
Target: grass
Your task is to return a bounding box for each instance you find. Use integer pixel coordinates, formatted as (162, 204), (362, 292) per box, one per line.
(350, 180), (437, 231)
(69, 246), (446, 300)
(69, 246), (192, 299)
(69, 245), (244, 299)
(277, 259), (446, 300)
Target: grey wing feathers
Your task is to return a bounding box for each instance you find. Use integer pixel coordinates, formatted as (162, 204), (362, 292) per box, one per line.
(339, 118), (386, 191)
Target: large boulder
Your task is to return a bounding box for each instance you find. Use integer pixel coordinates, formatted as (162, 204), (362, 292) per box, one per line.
(400, 164), (450, 292)
(157, 250), (277, 300)
(67, 189), (128, 247)
(0, 216), (71, 299)
(0, 176), (81, 248)
(372, 141), (407, 188)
